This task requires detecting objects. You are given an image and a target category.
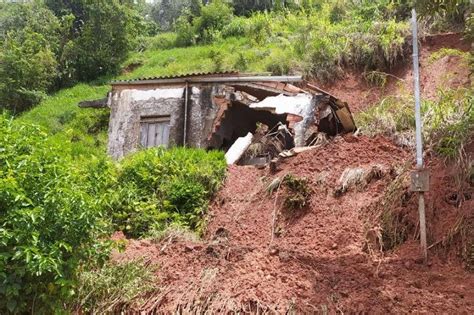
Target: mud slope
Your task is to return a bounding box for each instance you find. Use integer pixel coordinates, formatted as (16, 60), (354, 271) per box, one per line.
(116, 135), (474, 313)
(316, 33), (471, 113)
(114, 33), (473, 313)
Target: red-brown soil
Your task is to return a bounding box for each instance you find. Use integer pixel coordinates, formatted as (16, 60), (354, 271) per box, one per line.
(115, 135), (473, 313)
(315, 33), (471, 113)
(114, 33), (473, 313)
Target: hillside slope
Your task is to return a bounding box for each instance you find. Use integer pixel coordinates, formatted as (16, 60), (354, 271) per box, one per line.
(113, 34), (473, 313)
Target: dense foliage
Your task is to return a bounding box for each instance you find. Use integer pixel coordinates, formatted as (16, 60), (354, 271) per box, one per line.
(0, 115), (227, 312)
(0, 116), (111, 313)
(0, 0), (144, 113)
(111, 147), (226, 238)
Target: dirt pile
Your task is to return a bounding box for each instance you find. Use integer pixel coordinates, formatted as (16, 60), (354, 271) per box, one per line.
(115, 135), (473, 313)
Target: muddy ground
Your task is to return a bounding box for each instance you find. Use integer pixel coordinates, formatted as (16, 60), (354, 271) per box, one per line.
(114, 33), (473, 313)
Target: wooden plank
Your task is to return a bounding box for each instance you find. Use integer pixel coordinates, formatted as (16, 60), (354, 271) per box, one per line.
(140, 123), (148, 147)
(147, 123), (156, 148)
(154, 123), (163, 147)
(162, 123), (170, 147)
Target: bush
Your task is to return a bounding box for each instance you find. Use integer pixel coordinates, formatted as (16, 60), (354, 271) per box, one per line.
(194, 0), (234, 43)
(175, 11), (196, 47)
(110, 147), (226, 238)
(222, 16), (248, 38)
(266, 49), (293, 75)
(175, 0), (233, 46)
(0, 116), (111, 313)
(150, 32), (179, 50)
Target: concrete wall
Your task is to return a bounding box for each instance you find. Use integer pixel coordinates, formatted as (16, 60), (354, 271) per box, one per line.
(107, 84), (223, 159)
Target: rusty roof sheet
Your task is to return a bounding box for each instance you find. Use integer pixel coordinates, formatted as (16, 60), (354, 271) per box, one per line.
(112, 71), (240, 84)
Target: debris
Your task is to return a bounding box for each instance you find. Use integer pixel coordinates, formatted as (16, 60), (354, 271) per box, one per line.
(334, 164), (385, 196)
(239, 123), (293, 165)
(78, 97), (108, 108)
(225, 132), (253, 165)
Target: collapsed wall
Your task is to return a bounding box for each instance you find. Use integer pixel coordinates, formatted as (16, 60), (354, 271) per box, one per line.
(106, 76), (356, 160)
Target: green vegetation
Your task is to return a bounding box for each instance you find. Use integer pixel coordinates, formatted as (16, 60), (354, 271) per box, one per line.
(427, 48), (469, 64)
(0, 0), (472, 312)
(131, 4), (412, 83)
(110, 147), (226, 238)
(281, 174), (311, 211)
(0, 0), (143, 113)
(71, 259), (158, 313)
(356, 88), (474, 160)
(0, 115), (226, 312)
(0, 116), (112, 313)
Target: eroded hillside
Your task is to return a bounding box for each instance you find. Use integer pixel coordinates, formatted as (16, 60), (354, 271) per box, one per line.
(112, 34), (473, 313)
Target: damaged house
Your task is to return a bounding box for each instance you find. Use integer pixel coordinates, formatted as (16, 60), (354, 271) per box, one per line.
(102, 72), (356, 163)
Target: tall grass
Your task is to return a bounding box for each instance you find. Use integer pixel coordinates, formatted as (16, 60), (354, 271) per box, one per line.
(356, 88), (473, 160)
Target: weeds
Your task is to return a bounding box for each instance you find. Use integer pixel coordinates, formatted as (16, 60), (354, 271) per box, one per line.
(267, 174), (311, 211)
(282, 174), (311, 210)
(72, 259), (158, 313)
(428, 48), (468, 64)
(357, 88), (473, 161)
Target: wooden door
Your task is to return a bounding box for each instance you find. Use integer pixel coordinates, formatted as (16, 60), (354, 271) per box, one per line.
(140, 117), (170, 148)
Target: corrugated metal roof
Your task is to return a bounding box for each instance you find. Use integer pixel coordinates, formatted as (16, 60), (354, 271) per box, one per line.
(112, 71), (240, 84)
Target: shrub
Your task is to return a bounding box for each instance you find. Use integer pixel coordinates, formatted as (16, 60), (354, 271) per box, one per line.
(150, 32), (179, 50)
(245, 12), (273, 44)
(194, 0), (234, 43)
(110, 147), (226, 237)
(0, 116), (111, 313)
(266, 49), (293, 75)
(282, 174), (311, 210)
(175, 11), (196, 47)
(424, 88), (474, 159)
(357, 88), (474, 160)
(222, 16), (248, 38)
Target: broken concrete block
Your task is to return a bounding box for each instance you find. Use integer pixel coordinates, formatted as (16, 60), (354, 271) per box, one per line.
(225, 132), (253, 165)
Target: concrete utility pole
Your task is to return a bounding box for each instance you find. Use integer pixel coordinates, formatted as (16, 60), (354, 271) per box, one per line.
(411, 9), (428, 263)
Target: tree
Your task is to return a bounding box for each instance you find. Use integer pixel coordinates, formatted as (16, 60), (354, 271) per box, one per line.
(61, 1), (143, 81)
(232, 0), (273, 16)
(0, 2), (61, 112)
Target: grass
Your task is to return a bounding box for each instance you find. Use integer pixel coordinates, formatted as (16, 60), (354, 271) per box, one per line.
(15, 84), (110, 157)
(71, 259), (158, 313)
(356, 88), (473, 160)
(11, 5), (413, 163)
(427, 48), (469, 64)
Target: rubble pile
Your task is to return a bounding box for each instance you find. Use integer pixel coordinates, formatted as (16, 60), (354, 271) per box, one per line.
(218, 82), (357, 166)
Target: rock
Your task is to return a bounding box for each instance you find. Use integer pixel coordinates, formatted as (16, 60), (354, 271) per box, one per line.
(404, 261), (411, 269)
(269, 247), (279, 256)
(331, 243), (338, 250)
(278, 250), (290, 262)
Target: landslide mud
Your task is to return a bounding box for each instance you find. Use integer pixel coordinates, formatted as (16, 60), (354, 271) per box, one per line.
(115, 135), (474, 313)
